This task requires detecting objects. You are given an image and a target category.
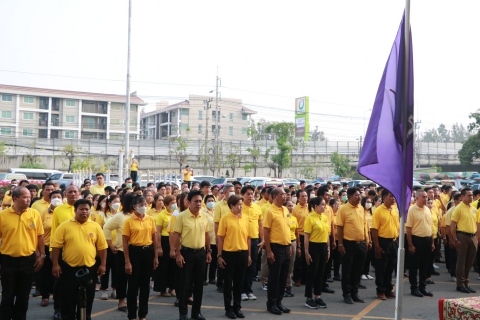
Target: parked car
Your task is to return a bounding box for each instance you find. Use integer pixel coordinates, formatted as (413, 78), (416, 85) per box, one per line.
(347, 180), (376, 188)
(210, 178), (237, 189)
(0, 173), (27, 182)
(249, 178), (284, 188)
(471, 184), (480, 190)
(8, 168), (61, 182)
(192, 176), (217, 183)
(48, 172), (74, 187)
(237, 177), (255, 185)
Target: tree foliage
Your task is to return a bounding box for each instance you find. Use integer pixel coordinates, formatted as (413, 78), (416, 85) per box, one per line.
(226, 145), (242, 178)
(168, 137), (191, 172)
(309, 126), (326, 141)
(458, 111), (480, 165)
(60, 144), (84, 172)
(265, 122), (296, 177)
(330, 151), (350, 177)
(420, 123), (471, 143)
(20, 143), (46, 169)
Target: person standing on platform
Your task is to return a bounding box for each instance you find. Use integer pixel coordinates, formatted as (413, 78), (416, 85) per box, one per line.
(50, 199), (107, 320)
(173, 190), (212, 320)
(0, 186), (45, 320)
(183, 165), (194, 189)
(451, 188), (478, 294)
(263, 188), (291, 315)
(371, 189), (399, 300)
(130, 158), (138, 183)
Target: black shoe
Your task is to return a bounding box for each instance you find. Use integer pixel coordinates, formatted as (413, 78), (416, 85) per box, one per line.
(187, 299), (194, 305)
(352, 294), (365, 303)
(32, 290), (41, 297)
(466, 287), (477, 293)
(225, 311), (236, 319)
(435, 259), (445, 263)
(175, 300), (180, 307)
(234, 310), (245, 318)
(431, 271), (440, 276)
(209, 279), (217, 284)
(53, 310), (62, 320)
(419, 288), (433, 297)
(118, 305), (127, 312)
(457, 287), (471, 294)
(411, 289), (423, 297)
(327, 277), (334, 283)
(267, 305), (282, 315)
(276, 303), (290, 313)
(191, 313), (206, 320)
(322, 286), (335, 294)
(284, 287), (294, 297)
(180, 315), (188, 320)
(333, 276), (342, 281)
(358, 283), (367, 289)
(217, 286), (224, 293)
(343, 294), (354, 304)
(426, 279), (435, 284)
(203, 281), (209, 286)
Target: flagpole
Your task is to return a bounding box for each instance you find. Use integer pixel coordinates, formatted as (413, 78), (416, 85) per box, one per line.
(395, 0), (411, 319)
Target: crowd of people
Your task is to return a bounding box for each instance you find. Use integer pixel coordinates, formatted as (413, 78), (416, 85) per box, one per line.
(0, 170), (479, 320)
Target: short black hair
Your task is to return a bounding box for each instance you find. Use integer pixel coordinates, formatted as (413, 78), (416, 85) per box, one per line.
(453, 193), (462, 201)
(232, 181), (242, 187)
(241, 185), (255, 195)
(95, 173), (104, 178)
(200, 181), (211, 188)
(461, 188), (472, 196)
(347, 187), (360, 198)
(204, 194), (215, 203)
(50, 190), (63, 198)
(187, 190), (203, 202)
(27, 184), (39, 191)
(299, 180), (306, 184)
(473, 189), (480, 196)
(381, 189), (392, 199)
(316, 187), (328, 198)
(368, 190), (377, 197)
(74, 199), (92, 210)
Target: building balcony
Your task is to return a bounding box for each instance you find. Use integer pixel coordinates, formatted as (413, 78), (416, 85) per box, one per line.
(82, 123), (106, 130)
(82, 105), (107, 114)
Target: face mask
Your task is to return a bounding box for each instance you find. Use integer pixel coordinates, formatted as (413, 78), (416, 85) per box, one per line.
(111, 203), (121, 211)
(137, 206), (147, 214)
(291, 197), (297, 203)
(101, 203), (106, 208)
(411, 197), (415, 202)
(229, 192), (235, 198)
(365, 203), (372, 209)
(170, 204), (177, 211)
(127, 183), (132, 188)
(342, 196), (348, 202)
(207, 202), (215, 209)
(51, 198), (62, 207)
(310, 194), (316, 198)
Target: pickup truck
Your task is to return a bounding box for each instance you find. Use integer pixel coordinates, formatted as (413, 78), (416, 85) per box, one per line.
(47, 172), (74, 187)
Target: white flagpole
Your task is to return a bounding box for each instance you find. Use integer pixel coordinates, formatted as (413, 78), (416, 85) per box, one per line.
(395, 1), (411, 319)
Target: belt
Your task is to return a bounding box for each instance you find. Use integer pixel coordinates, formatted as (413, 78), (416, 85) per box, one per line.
(129, 244), (152, 250)
(291, 239), (296, 243)
(270, 243), (291, 247)
(223, 250), (248, 253)
(344, 239), (366, 244)
(457, 231), (476, 237)
(181, 246), (205, 252)
(379, 237), (397, 242)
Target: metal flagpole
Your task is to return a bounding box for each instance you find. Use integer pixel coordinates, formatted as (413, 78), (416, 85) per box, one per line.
(124, 0), (132, 182)
(395, 1), (411, 319)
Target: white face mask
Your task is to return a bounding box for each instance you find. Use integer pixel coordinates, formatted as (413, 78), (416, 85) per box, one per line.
(137, 206), (147, 214)
(292, 197), (297, 203)
(51, 198), (62, 207)
(229, 192), (235, 198)
(111, 203), (121, 211)
(101, 203), (106, 208)
(365, 203), (372, 209)
(411, 197), (415, 202)
(310, 194), (316, 198)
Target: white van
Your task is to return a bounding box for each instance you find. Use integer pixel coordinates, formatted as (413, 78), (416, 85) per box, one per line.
(8, 168), (62, 181)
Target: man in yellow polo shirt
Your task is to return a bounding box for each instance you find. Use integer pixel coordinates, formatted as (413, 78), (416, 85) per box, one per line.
(32, 181), (55, 213)
(51, 199), (107, 320)
(263, 187), (291, 315)
(451, 188), (477, 294)
(182, 165), (193, 189)
(173, 190), (212, 320)
(292, 189), (309, 287)
(259, 188), (273, 288)
(336, 187), (370, 305)
(371, 189), (399, 300)
(406, 189), (434, 298)
(90, 173), (107, 195)
(445, 193), (461, 281)
(0, 186), (45, 320)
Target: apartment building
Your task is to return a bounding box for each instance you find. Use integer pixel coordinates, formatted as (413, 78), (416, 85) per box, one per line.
(0, 84), (146, 140)
(140, 94), (256, 140)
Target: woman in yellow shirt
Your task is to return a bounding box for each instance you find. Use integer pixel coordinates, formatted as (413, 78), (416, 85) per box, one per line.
(202, 194), (217, 284)
(147, 194), (164, 220)
(361, 196), (375, 281)
(130, 158), (138, 183)
(426, 198), (439, 284)
(1, 184), (16, 209)
(304, 197), (330, 309)
(154, 195), (176, 296)
(329, 198), (342, 281)
(144, 189), (154, 210)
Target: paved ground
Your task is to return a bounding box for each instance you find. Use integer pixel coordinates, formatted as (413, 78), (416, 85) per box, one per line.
(10, 264), (480, 320)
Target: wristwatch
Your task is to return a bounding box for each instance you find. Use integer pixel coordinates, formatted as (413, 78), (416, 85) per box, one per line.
(206, 249), (212, 253)
(453, 238), (458, 242)
(217, 254), (222, 258)
(40, 254), (47, 259)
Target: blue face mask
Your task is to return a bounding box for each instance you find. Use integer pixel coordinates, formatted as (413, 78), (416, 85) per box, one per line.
(207, 202), (215, 209)
(170, 204), (177, 211)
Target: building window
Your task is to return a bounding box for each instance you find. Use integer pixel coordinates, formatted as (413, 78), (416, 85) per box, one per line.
(110, 133), (121, 140)
(180, 123), (189, 130)
(0, 128), (12, 135)
(129, 134), (137, 140)
(130, 105), (137, 112)
(23, 129), (34, 137)
(65, 99), (75, 107)
(229, 126), (233, 136)
(242, 127), (247, 135)
(23, 96), (34, 104)
(129, 119), (137, 127)
(1, 94), (12, 102)
(181, 109), (189, 116)
(111, 119), (120, 126)
(171, 111), (177, 118)
(65, 131), (75, 139)
(111, 103), (124, 111)
(229, 113), (233, 121)
(198, 110), (202, 120)
(23, 112), (34, 120)
(1, 111), (12, 118)
(198, 124), (202, 133)
(66, 116), (75, 123)
(242, 114), (248, 121)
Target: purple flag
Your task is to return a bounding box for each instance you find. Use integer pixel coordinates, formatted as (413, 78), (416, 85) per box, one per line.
(358, 13), (414, 217)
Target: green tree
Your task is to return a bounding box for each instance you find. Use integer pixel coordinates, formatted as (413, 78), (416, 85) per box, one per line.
(458, 110), (480, 165)
(168, 137), (191, 172)
(72, 156), (96, 171)
(330, 151), (350, 177)
(226, 145), (242, 178)
(245, 119), (263, 176)
(421, 128), (439, 142)
(20, 143), (46, 169)
(0, 140), (8, 164)
(309, 126), (326, 141)
(451, 123), (471, 142)
(265, 122), (295, 177)
(60, 144), (84, 172)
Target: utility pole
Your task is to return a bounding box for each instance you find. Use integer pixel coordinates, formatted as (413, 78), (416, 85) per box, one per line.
(123, 0), (132, 183)
(414, 120), (421, 168)
(204, 98), (213, 173)
(214, 71), (221, 142)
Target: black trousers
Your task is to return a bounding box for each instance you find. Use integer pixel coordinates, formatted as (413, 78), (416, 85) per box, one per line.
(409, 235), (432, 290)
(155, 236), (176, 292)
(100, 247), (117, 290)
(427, 238), (437, 278)
(332, 240), (342, 277)
(403, 235), (410, 273)
(374, 238), (398, 294)
(61, 264), (97, 320)
(205, 244), (218, 281)
(177, 247), (206, 316)
(130, 170), (138, 182)
(445, 238), (450, 271)
(293, 234), (306, 283)
(243, 238), (259, 294)
(0, 254), (35, 320)
(223, 251), (248, 311)
(449, 246), (457, 277)
(115, 251), (128, 300)
(341, 240), (367, 296)
(127, 245), (154, 319)
(322, 235), (334, 286)
(37, 245), (55, 299)
(267, 244), (290, 307)
(304, 242), (328, 297)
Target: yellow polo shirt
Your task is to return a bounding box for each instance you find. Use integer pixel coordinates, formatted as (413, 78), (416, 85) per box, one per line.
(41, 207), (54, 246)
(202, 208), (216, 245)
(261, 202), (272, 218)
(324, 205), (333, 235)
(441, 193), (450, 206)
(256, 198), (267, 207)
(167, 211), (179, 233)
(431, 208), (439, 239)
(183, 169), (193, 182)
(445, 206), (455, 227)
(217, 212), (249, 251)
(147, 207), (163, 220)
(242, 202), (262, 239)
(32, 198), (50, 215)
(51, 203), (75, 241)
(214, 200), (230, 223)
(304, 213), (329, 243)
(174, 208), (211, 249)
(289, 214), (298, 241)
(90, 184), (106, 196)
(263, 204), (291, 245)
(406, 204), (433, 237)
(51, 219), (107, 267)
(155, 209), (172, 236)
(0, 207), (44, 257)
(292, 203), (309, 235)
(371, 204), (400, 239)
(451, 202), (477, 234)
(103, 212), (131, 251)
(336, 203), (368, 242)
(431, 203), (441, 221)
(122, 214), (156, 246)
(2, 192), (12, 208)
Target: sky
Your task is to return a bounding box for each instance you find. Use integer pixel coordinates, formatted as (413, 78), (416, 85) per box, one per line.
(0, 0), (479, 141)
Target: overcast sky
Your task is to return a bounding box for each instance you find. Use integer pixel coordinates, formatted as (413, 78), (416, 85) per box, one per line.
(0, 0), (478, 141)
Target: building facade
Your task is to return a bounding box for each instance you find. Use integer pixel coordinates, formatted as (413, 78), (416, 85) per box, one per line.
(0, 84), (146, 140)
(140, 94), (256, 140)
